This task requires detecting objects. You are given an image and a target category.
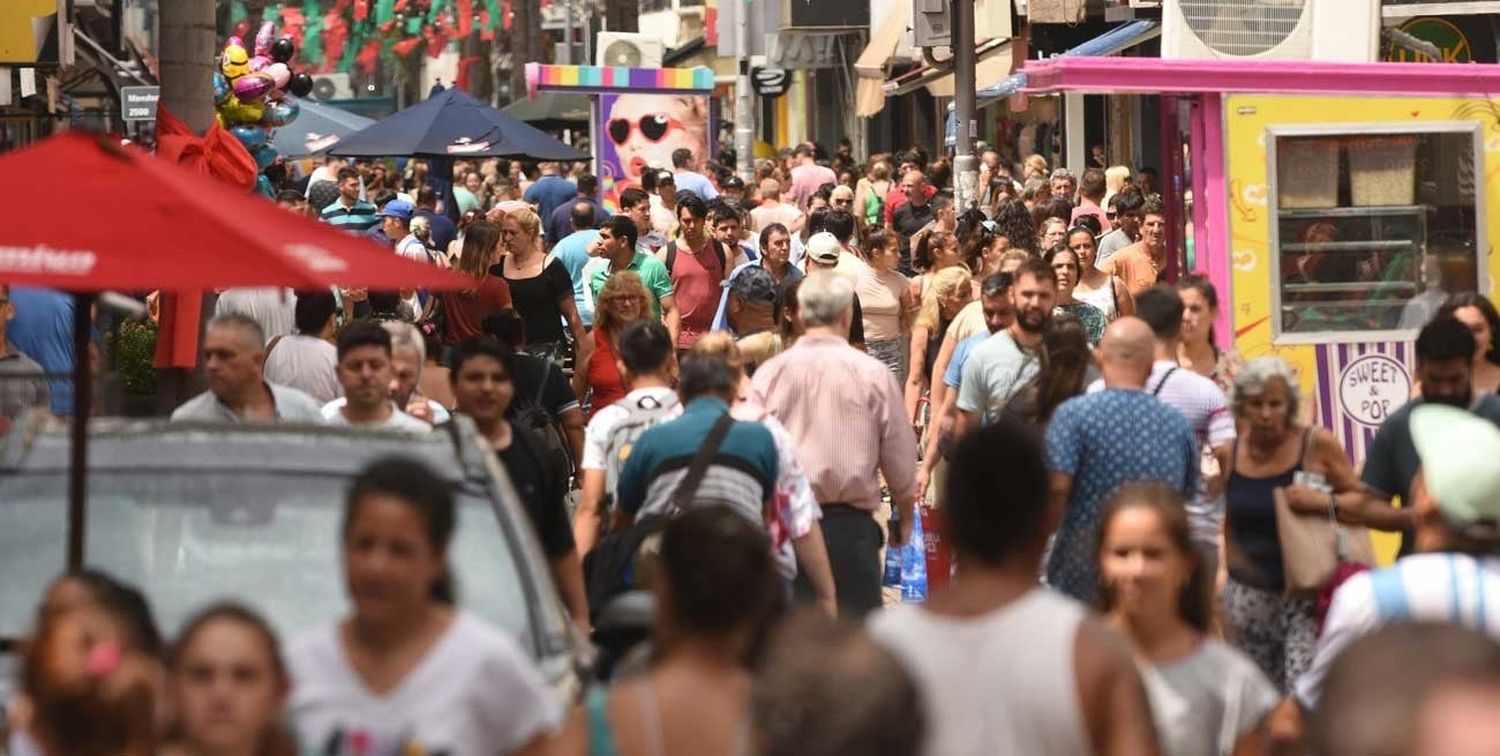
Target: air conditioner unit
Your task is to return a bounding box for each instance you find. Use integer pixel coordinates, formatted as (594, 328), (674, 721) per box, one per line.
(595, 33), (666, 68)
(310, 72), (354, 101)
(1162, 0), (1378, 62)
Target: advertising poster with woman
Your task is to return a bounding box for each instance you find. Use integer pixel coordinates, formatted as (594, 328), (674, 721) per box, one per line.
(596, 93), (713, 211)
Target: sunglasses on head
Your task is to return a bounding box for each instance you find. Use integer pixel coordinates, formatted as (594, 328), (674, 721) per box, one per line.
(608, 114), (686, 145)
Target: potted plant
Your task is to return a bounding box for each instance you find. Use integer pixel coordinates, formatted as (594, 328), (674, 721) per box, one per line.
(108, 319), (159, 417)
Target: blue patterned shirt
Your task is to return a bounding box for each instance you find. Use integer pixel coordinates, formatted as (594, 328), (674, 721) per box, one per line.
(1044, 388), (1198, 603)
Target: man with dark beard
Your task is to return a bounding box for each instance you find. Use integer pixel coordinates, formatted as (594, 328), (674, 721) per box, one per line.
(1321, 315), (1500, 558)
(954, 257), (1056, 439)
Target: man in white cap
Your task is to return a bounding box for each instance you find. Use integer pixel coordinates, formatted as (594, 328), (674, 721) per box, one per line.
(1292, 403), (1500, 712)
(803, 232), (866, 351)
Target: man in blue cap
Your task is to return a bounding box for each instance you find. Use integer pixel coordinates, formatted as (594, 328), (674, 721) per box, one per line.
(380, 199), (429, 264)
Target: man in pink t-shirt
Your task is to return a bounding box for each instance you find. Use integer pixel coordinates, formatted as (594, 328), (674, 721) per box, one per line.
(750, 178), (806, 234)
(785, 143), (837, 212)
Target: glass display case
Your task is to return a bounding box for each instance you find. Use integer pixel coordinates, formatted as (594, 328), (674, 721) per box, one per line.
(1268, 125), (1483, 342)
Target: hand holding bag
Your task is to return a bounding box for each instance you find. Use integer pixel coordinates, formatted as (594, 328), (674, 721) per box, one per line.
(1273, 430), (1377, 598)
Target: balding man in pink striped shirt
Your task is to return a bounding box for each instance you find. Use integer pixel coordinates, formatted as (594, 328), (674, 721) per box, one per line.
(751, 270), (919, 616)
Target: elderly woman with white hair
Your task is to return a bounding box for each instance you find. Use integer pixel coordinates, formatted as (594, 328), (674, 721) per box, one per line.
(1221, 356), (1361, 694)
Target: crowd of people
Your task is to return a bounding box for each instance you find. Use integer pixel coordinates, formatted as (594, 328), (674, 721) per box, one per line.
(6, 139), (1500, 755)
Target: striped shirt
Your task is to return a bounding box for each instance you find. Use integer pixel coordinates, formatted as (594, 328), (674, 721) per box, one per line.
(750, 333), (918, 510)
(616, 398), (778, 527)
(319, 198), (380, 233)
(1297, 553), (1500, 708)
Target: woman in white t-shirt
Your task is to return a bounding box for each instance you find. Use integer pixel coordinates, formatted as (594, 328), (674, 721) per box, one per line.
(286, 458), (558, 756)
(1096, 482), (1278, 756)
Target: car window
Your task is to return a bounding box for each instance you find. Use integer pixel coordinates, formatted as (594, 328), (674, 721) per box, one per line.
(0, 471), (534, 650)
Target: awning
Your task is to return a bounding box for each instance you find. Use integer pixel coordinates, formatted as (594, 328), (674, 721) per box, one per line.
(977, 19), (1160, 108)
(855, 0), (912, 117)
(500, 91), (592, 130)
(882, 39), (1014, 98)
(855, 0), (913, 79)
(1021, 55), (1500, 97)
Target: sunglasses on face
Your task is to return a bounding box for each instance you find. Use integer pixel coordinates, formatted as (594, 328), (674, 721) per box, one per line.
(608, 114), (686, 145)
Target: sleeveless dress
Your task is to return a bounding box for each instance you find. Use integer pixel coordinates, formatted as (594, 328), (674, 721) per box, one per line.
(1074, 278), (1120, 321)
(1221, 428), (1320, 692)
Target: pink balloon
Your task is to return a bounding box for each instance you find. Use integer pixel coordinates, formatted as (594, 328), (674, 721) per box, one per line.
(248, 55), (271, 73)
(232, 72), (275, 102)
(226, 35), (244, 49)
(264, 62), (291, 89)
(254, 22), (275, 57)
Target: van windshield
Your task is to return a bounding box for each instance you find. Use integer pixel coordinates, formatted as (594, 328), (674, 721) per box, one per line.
(0, 469), (535, 651)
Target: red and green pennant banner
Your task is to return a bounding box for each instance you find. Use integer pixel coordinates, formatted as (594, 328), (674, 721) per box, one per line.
(229, 0), (498, 76)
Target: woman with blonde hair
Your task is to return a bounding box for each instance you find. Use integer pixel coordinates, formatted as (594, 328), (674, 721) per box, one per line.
(493, 206), (589, 369)
(438, 219), (513, 345)
(1023, 154), (1049, 181)
(579, 271), (654, 416)
(1103, 165), (1133, 208)
(906, 265), (973, 424)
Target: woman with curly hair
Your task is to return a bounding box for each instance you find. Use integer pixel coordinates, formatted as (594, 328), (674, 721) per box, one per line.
(579, 271), (655, 416)
(992, 197), (1038, 256)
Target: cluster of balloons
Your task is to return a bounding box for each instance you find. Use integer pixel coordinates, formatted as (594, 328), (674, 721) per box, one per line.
(215, 22), (314, 190)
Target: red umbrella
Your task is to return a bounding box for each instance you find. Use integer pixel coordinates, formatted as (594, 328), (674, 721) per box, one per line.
(0, 131), (464, 291)
(0, 131), (471, 568)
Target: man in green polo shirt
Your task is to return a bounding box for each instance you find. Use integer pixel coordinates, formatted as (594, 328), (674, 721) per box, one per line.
(589, 214), (680, 345)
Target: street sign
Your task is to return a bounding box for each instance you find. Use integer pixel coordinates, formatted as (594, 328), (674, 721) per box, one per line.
(120, 85), (159, 122)
(752, 67), (789, 97)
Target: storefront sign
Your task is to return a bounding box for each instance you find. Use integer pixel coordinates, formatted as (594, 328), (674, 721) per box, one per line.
(1337, 353), (1412, 427)
(120, 85), (158, 122)
(1386, 17), (1473, 63)
(752, 67), (789, 97)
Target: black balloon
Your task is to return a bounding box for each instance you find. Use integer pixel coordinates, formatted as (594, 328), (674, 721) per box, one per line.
(288, 72), (314, 97)
(271, 37), (296, 63)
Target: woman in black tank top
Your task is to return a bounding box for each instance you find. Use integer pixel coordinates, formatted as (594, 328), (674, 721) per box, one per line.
(1221, 357), (1363, 693)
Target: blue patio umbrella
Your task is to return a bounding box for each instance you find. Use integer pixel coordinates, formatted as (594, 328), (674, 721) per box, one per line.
(270, 99), (376, 158)
(327, 87), (587, 161)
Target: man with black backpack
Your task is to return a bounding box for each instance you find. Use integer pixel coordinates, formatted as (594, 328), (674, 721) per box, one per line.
(482, 309), (585, 480)
(574, 319), (680, 555)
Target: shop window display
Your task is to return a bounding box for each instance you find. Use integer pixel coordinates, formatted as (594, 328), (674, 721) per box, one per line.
(1271, 128), (1481, 339)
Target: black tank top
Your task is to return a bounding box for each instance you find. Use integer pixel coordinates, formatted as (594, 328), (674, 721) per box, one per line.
(1224, 428), (1312, 591)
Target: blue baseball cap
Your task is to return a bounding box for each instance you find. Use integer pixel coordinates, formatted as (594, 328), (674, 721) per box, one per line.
(380, 198), (414, 220)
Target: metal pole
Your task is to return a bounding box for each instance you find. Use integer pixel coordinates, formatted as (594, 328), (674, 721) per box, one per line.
(733, 0), (755, 183)
(951, 0), (978, 211)
(563, 0), (575, 64)
(66, 292), (95, 570)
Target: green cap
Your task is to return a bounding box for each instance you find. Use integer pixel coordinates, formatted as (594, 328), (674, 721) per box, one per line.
(1410, 404), (1500, 534)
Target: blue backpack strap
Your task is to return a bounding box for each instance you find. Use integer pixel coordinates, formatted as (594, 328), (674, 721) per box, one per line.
(586, 686), (620, 756)
(1370, 567), (1411, 622)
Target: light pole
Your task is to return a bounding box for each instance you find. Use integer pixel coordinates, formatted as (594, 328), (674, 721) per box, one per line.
(733, 0), (755, 183)
(951, 0), (978, 211)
